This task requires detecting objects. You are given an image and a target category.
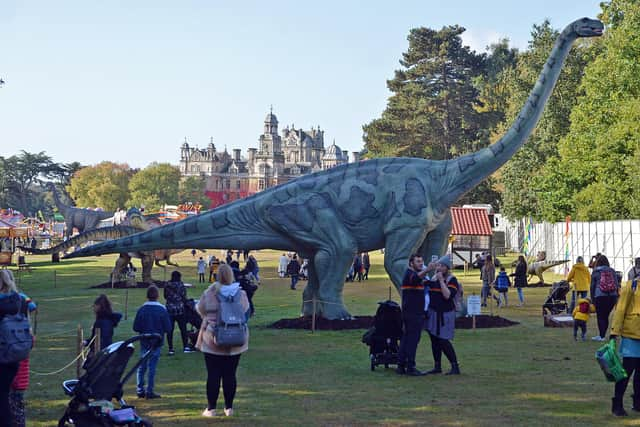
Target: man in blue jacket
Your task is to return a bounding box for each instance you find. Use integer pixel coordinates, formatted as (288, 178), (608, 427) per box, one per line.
(133, 285), (171, 399)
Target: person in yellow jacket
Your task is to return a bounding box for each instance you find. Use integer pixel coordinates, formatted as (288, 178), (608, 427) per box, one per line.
(571, 297), (595, 341)
(567, 256), (591, 312)
(609, 279), (640, 416)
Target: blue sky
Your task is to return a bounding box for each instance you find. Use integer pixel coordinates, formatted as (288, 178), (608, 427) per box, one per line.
(0, 0), (602, 168)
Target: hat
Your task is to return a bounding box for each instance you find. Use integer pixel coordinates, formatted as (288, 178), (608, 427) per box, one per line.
(437, 255), (452, 269)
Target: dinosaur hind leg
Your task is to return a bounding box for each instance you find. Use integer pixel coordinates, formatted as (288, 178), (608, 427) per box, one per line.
(383, 228), (430, 293)
(306, 248), (354, 319)
(418, 211), (452, 265)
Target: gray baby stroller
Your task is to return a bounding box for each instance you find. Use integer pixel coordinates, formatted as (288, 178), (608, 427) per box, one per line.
(542, 280), (570, 316)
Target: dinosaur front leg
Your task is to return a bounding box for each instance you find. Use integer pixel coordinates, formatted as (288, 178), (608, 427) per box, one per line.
(112, 253), (131, 285)
(308, 247), (354, 319)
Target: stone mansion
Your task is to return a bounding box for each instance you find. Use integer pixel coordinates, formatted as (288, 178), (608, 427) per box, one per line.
(179, 110), (359, 208)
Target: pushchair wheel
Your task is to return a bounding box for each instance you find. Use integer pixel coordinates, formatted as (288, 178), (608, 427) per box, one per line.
(370, 354), (376, 371)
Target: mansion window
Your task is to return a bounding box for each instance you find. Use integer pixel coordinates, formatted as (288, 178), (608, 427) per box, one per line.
(236, 180), (240, 190)
(259, 179), (265, 190)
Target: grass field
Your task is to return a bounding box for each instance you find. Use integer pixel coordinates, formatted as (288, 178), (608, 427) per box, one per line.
(11, 249), (640, 426)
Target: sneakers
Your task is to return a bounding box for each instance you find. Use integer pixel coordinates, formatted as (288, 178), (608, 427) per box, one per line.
(136, 391), (146, 398)
(224, 408), (234, 417)
(202, 408), (217, 417)
(183, 346), (195, 353)
(592, 336), (605, 342)
(146, 392), (162, 399)
(168, 349), (175, 356)
(582, 335), (587, 342)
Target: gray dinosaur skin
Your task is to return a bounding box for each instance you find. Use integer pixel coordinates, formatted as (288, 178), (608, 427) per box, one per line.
(66, 18), (602, 319)
(49, 183), (114, 238)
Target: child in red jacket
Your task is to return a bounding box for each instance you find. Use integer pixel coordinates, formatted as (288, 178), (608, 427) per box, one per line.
(8, 292), (36, 427)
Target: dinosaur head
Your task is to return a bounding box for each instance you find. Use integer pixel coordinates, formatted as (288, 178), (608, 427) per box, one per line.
(572, 18), (603, 37)
(126, 207), (147, 229)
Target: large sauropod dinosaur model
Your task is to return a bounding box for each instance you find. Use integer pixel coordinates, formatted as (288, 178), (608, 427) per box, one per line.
(21, 208), (181, 283)
(48, 183), (115, 238)
(66, 18), (603, 319)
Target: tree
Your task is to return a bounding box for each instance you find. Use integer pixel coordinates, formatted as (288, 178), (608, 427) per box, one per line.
(537, 0), (640, 221)
(498, 21), (593, 220)
(179, 176), (210, 208)
(0, 151), (58, 215)
(67, 162), (132, 211)
(363, 25), (486, 160)
(127, 163), (181, 212)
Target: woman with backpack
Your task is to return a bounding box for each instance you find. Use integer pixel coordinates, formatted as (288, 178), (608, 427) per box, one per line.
(196, 263), (250, 418)
(511, 255), (528, 306)
(0, 269), (24, 427)
(590, 255), (620, 341)
(164, 271), (193, 355)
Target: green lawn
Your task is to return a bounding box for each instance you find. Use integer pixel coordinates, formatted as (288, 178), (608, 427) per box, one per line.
(12, 250), (639, 426)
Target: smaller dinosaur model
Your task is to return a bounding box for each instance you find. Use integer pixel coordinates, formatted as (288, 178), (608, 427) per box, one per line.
(48, 183), (115, 238)
(20, 208), (181, 284)
(528, 259), (569, 285)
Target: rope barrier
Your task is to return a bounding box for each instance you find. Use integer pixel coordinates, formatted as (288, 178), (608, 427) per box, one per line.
(31, 336), (96, 377)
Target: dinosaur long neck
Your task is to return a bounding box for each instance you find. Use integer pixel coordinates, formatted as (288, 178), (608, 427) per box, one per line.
(51, 185), (69, 215)
(438, 24), (579, 208)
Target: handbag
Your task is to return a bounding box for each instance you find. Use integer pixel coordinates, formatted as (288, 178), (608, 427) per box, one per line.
(595, 339), (627, 382)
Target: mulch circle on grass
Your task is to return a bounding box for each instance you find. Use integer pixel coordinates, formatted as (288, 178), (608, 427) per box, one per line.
(270, 315), (518, 330)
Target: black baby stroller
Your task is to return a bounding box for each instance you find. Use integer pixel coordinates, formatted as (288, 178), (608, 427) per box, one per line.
(58, 333), (162, 427)
(542, 280), (571, 316)
(184, 298), (202, 349)
(362, 300), (403, 371)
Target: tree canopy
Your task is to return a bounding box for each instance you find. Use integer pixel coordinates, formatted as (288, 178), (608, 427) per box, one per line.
(127, 163), (181, 212)
(67, 162), (133, 211)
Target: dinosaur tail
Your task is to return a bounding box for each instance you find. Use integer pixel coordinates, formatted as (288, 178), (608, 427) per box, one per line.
(19, 226), (142, 255)
(439, 18), (601, 207)
(64, 202), (282, 259)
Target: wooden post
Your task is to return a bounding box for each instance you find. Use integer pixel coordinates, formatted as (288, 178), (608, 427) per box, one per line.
(95, 328), (101, 354)
(388, 286), (392, 301)
(76, 325), (83, 378)
(472, 315), (476, 330)
(311, 299), (317, 333)
(124, 289), (129, 320)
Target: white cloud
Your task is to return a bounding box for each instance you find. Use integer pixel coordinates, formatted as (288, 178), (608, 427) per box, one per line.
(461, 27), (526, 53)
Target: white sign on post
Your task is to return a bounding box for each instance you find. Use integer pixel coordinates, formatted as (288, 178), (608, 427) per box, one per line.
(467, 295), (482, 316)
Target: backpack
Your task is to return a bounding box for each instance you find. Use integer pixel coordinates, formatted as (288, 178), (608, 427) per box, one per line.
(598, 269), (617, 293)
(0, 297), (33, 364)
(495, 273), (510, 291)
(214, 290), (248, 347)
(578, 301), (590, 314)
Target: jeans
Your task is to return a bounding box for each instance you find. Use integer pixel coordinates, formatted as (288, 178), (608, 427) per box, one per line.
(290, 275), (299, 289)
(0, 362), (19, 427)
(167, 314), (188, 350)
(397, 313), (424, 370)
(569, 290), (588, 313)
(516, 288), (524, 304)
(573, 319), (586, 339)
(481, 282), (490, 305)
(204, 353), (241, 410)
(137, 344), (161, 394)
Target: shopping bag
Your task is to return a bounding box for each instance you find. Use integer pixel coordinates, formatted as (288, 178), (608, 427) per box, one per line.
(595, 339), (627, 382)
